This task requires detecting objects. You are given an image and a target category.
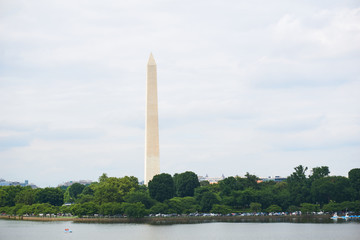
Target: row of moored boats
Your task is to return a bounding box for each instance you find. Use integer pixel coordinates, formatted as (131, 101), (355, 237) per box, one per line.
(331, 213), (360, 220)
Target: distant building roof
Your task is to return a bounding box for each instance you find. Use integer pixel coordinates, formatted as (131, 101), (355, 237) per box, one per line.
(58, 180), (93, 187)
(0, 179), (37, 188)
(198, 175), (225, 184)
(258, 176), (287, 183)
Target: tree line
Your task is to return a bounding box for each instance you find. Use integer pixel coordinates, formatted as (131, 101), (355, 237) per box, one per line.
(0, 166), (359, 218)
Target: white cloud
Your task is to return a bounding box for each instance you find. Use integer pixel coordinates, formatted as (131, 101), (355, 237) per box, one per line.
(271, 8), (360, 59)
(0, 0), (359, 186)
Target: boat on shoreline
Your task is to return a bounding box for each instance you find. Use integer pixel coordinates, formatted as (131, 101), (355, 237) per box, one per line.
(331, 213), (360, 220)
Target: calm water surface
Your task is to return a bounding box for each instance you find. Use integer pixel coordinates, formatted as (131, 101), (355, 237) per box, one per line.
(1, 219), (359, 240)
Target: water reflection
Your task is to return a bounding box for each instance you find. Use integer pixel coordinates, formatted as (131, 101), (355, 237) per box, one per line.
(1, 219), (359, 240)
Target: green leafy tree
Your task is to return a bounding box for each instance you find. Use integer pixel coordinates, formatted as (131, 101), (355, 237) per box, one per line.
(0, 188), (9, 207)
(122, 202), (146, 218)
(244, 173), (259, 189)
(36, 187), (64, 206)
(287, 165), (310, 205)
(255, 188), (274, 210)
(348, 168), (360, 199)
(76, 194), (95, 204)
(266, 204), (282, 213)
(272, 182), (291, 211)
(82, 185), (95, 195)
(17, 204), (32, 216)
(99, 173), (108, 183)
(72, 202), (99, 217)
(257, 182), (290, 211)
(200, 180), (210, 186)
(63, 190), (71, 204)
(15, 187), (37, 205)
(311, 176), (355, 204)
(250, 202), (262, 212)
(211, 204), (232, 214)
(300, 203), (319, 214)
(343, 200), (360, 212)
(236, 188), (257, 208)
(194, 186), (211, 202)
(173, 171), (200, 197)
(30, 203), (58, 215)
(309, 166), (330, 182)
(322, 201), (360, 213)
(0, 186), (23, 207)
(59, 205), (72, 215)
(99, 202), (123, 215)
(64, 183), (86, 203)
(322, 201), (341, 212)
(124, 190), (156, 209)
(11, 204), (27, 215)
(149, 202), (169, 214)
(67, 183), (85, 201)
(0, 206), (10, 214)
(94, 176), (139, 204)
(288, 205), (300, 212)
(200, 192), (220, 212)
(148, 173), (175, 202)
(76, 184), (96, 203)
(166, 197), (198, 214)
(219, 177), (241, 197)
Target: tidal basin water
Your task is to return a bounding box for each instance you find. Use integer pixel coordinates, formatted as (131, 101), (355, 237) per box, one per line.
(1, 219), (360, 240)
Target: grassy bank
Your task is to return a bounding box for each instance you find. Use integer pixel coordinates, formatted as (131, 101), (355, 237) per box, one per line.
(0, 215), (77, 221)
(75, 214), (334, 224)
(1, 214), (334, 224)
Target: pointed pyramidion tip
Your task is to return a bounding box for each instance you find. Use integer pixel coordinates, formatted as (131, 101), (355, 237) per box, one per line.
(147, 53), (156, 65)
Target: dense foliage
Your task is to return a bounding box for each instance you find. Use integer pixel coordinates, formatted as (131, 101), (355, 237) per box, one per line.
(1, 167), (359, 218)
(148, 173), (175, 202)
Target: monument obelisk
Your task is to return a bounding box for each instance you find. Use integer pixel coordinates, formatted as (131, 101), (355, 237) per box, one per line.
(145, 53), (160, 185)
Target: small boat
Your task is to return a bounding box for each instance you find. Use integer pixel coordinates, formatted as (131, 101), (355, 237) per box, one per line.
(64, 228), (72, 233)
(331, 212), (351, 220)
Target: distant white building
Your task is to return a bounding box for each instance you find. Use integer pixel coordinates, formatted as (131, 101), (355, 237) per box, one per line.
(58, 180), (93, 187)
(198, 174), (225, 184)
(0, 179), (37, 188)
(259, 176), (286, 183)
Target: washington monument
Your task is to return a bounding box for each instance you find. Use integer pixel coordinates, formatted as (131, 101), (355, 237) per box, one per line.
(145, 53), (160, 184)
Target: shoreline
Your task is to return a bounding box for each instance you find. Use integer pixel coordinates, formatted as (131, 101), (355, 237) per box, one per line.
(0, 214), (336, 224)
(0, 215), (77, 221)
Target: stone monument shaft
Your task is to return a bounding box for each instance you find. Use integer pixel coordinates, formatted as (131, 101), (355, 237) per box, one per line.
(145, 53), (160, 184)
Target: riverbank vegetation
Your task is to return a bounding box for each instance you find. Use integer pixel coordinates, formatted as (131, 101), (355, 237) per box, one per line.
(1, 166), (359, 218)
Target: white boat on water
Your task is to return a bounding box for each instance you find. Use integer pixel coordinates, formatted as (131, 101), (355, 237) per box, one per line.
(331, 212), (350, 220)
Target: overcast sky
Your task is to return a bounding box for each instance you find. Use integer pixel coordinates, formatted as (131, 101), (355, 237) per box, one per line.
(1, 0), (359, 187)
